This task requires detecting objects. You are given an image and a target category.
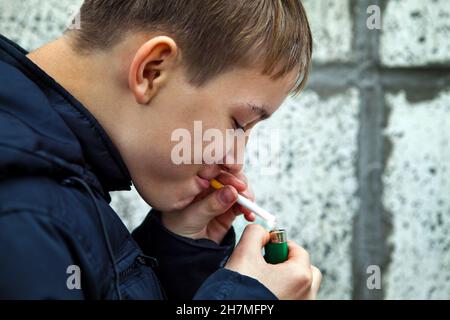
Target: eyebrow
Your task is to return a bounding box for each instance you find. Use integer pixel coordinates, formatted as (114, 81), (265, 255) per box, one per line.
(245, 102), (272, 120)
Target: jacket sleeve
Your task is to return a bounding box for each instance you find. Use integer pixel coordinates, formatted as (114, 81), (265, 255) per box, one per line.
(132, 209), (236, 299)
(132, 209), (277, 300)
(194, 268), (278, 300)
(0, 210), (84, 299)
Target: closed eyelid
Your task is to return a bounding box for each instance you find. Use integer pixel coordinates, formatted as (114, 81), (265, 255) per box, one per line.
(231, 102), (271, 131)
(245, 102), (271, 120)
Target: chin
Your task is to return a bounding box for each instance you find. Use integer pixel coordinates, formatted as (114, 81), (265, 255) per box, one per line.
(169, 195), (196, 211)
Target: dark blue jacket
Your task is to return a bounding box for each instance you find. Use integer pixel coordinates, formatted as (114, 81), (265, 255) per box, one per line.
(0, 35), (276, 300)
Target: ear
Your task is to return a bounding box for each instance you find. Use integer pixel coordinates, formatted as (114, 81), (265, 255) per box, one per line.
(128, 36), (179, 105)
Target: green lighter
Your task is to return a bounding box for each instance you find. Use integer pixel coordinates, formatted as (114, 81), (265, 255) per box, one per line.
(264, 229), (289, 264)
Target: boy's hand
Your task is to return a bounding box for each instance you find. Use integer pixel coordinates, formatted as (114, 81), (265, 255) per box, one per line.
(225, 224), (322, 300)
(161, 170), (255, 244)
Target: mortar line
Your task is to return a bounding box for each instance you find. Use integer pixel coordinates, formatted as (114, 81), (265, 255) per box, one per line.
(350, 0), (389, 300)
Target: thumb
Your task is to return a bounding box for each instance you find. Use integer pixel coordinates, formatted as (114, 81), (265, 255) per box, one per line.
(235, 224), (270, 257)
(181, 185), (238, 224)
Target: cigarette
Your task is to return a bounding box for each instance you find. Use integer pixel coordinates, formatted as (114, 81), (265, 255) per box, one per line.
(210, 178), (277, 229)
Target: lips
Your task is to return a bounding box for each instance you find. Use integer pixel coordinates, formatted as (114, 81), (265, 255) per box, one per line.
(196, 175), (211, 189)
(197, 166), (221, 182)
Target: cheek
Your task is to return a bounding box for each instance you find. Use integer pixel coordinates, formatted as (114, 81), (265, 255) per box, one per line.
(132, 143), (195, 181)
(127, 149), (200, 211)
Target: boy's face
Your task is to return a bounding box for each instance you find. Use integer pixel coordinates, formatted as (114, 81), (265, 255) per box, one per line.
(114, 45), (299, 212)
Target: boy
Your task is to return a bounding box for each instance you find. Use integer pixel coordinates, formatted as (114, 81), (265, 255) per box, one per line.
(0, 0), (321, 299)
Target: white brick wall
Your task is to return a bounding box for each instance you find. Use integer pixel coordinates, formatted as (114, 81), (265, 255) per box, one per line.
(383, 91), (450, 299)
(303, 0), (354, 63)
(381, 0), (450, 66)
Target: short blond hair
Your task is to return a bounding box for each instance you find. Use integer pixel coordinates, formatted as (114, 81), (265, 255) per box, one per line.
(71, 0), (313, 95)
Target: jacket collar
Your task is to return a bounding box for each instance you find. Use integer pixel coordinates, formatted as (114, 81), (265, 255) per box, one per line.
(0, 34), (132, 195)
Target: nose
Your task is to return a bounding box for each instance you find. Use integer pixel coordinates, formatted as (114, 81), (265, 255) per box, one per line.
(221, 152), (244, 174)
(220, 162), (243, 174)
(219, 129), (248, 174)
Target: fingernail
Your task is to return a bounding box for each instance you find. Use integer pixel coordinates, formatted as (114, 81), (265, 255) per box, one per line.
(220, 187), (236, 204)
